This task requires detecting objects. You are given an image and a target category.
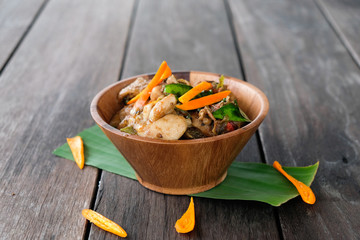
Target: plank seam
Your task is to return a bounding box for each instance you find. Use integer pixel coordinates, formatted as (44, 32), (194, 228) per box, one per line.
(223, 0), (269, 166)
(117, 0), (140, 81)
(0, 0), (50, 76)
(314, 0), (360, 69)
(255, 131), (267, 164)
(223, 0), (247, 81)
(83, 0), (140, 238)
(224, 1), (284, 239)
(275, 208), (285, 240)
(82, 169), (102, 240)
(223, 0), (269, 163)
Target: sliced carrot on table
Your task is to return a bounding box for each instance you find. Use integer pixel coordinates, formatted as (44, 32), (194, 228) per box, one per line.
(175, 197), (195, 233)
(176, 90), (231, 111)
(131, 62), (172, 109)
(273, 161), (316, 204)
(178, 81), (213, 103)
(66, 136), (84, 169)
(82, 209), (127, 238)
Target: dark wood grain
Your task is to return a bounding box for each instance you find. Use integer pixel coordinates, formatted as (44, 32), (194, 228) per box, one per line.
(228, 0), (360, 239)
(0, 0), (47, 70)
(0, 0), (134, 239)
(316, 0), (360, 68)
(89, 0), (280, 239)
(121, 0), (243, 79)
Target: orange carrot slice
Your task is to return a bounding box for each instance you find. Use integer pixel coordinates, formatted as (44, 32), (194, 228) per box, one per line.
(131, 62), (172, 109)
(178, 81), (213, 103)
(161, 65), (172, 81)
(126, 91), (142, 105)
(273, 161), (316, 204)
(127, 65), (172, 105)
(176, 90), (231, 111)
(175, 197), (195, 233)
(82, 209), (127, 238)
(66, 136), (84, 169)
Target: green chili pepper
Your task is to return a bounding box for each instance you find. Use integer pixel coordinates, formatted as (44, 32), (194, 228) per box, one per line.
(212, 103), (251, 122)
(164, 84), (192, 98)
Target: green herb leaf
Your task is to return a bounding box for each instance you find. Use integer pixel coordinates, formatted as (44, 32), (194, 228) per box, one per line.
(164, 83), (214, 100)
(164, 83), (192, 98)
(53, 125), (318, 206)
(120, 126), (136, 134)
(213, 103), (251, 122)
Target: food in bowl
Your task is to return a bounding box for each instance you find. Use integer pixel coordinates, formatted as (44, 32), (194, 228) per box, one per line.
(110, 74), (251, 140)
(90, 68), (269, 194)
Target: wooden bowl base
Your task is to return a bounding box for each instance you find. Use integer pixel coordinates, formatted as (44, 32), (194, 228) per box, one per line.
(135, 171), (228, 195)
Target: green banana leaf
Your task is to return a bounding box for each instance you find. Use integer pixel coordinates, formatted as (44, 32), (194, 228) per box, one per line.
(53, 125), (319, 206)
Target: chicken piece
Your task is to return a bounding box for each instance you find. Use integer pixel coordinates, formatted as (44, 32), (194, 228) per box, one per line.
(166, 75), (178, 84)
(198, 106), (216, 126)
(137, 114), (188, 140)
(149, 94), (177, 122)
(119, 104), (134, 122)
(177, 78), (191, 85)
(118, 77), (149, 102)
(165, 75), (191, 85)
(185, 117), (192, 127)
(110, 104), (135, 128)
(118, 114), (137, 129)
(141, 101), (157, 121)
(109, 110), (121, 127)
(150, 85), (164, 101)
(191, 112), (215, 137)
(198, 109), (211, 125)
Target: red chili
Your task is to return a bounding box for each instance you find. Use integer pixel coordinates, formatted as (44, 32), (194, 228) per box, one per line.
(226, 122), (237, 132)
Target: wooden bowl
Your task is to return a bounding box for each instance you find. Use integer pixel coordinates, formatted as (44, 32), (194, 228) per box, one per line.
(90, 71), (269, 195)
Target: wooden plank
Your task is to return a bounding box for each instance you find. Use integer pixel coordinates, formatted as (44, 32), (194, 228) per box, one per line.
(0, 0), (47, 70)
(228, 0), (360, 239)
(316, 0), (360, 68)
(0, 0), (135, 239)
(89, 0), (280, 239)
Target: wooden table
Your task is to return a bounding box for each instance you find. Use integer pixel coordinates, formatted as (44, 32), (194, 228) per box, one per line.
(1, 0), (359, 239)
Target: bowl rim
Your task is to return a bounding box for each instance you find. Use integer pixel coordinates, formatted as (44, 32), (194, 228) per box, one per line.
(90, 71), (269, 144)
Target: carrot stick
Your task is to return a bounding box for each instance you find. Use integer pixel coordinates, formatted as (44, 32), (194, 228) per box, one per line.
(176, 90), (231, 111)
(127, 65), (172, 105)
(131, 62), (171, 109)
(161, 65), (172, 81)
(178, 81), (213, 103)
(273, 161), (316, 204)
(175, 197), (195, 233)
(82, 209), (127, 238)
(126, 92), (141, 105)
(67, 136), (84, 169)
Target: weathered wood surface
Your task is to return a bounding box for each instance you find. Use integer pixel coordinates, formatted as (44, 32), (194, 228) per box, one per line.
(228, 0), (360, 239)
(89, 0), (279, 239)
(0, 0), (47, 70)
(316, 0), (360, 68)
(0, 0), (134, 239)
(2, 0), (360, 239)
